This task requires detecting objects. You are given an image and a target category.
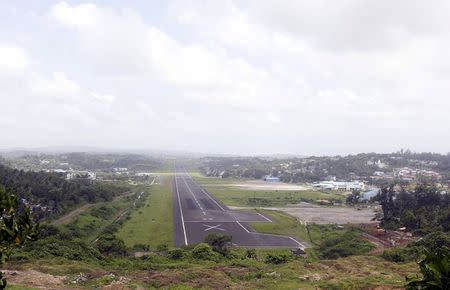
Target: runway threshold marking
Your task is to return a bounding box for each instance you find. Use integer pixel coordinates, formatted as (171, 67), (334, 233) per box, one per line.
(175, 174), (188, 246)
(181, 176), (207, 215)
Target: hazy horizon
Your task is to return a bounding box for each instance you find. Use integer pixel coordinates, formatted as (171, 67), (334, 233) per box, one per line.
(0, 145), (448, 158)
(1, 1), (450, 155)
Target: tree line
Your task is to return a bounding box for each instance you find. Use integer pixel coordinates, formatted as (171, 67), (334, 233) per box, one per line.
(0, 164), (127, 218)
(376, 184), (450, 235)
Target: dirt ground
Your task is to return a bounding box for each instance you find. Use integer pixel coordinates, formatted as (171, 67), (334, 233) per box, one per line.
(279, 206), (376, 224)
(232, 204), (377, 224)
(359, 224), (417, 253)
(227, 181), (311, 191)
(5, 269), (68, 289)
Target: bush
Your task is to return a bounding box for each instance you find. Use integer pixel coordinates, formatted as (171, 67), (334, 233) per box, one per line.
(382, 248), (414, 263)
(382, 231), (450, 263)
(317, 231), (374, 259)
(19, 237), (103, 261)
(265, 252), (292, 264)
(243, 248), (257, 259)
(156, 243), (169, 253)
(168, 248), (184, 260)
(204, 233), (232, 256)
(91, 205), (115, 219)
(191, 243), (217, 260)
(95, 234), (128, 256)
(132, 244), (150, 251)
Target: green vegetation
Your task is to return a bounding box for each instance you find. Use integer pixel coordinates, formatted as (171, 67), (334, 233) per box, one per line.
(0, 186), (39, 289)
(116, 177), (173, 248)
(317, 231), (374, 259)
(405, 250), (449, 289)
(250, 210), (310, 242)
(0, 163), (129, 219)
(64, 200), (129, 241)
(377, 184), (450, 235)
(251, 209), (374, 259)
(383, 231), (450, 263)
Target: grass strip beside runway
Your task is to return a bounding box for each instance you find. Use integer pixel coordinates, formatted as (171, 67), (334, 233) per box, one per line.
(116, 176), (174, 248)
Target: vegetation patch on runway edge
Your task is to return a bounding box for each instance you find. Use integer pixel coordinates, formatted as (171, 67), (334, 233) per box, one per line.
(116, 176), (174, 248)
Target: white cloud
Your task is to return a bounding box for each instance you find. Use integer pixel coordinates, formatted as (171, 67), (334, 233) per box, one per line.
(0, 1), (449, 154)
(0, 44), (29, 72)
(49, 2), (98, 29)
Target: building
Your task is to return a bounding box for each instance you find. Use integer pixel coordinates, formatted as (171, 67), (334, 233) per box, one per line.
(66, 171), (96, 181)
(313, 181), (366, 191)
(263, 175), (281, 182)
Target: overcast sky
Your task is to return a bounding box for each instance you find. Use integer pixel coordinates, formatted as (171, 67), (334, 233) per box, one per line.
(1, 1), (449, 155)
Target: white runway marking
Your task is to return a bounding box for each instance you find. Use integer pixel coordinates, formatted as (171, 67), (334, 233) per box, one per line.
(203, 224), (225, 231)
(257, 213), (272, 222)
(175, 175), (188, 246)
(289, 237), (306, 249)
(236, 221), (250, 233)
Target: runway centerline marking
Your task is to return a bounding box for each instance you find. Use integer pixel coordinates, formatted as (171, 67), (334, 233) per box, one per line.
(203, 224), (225, 232)
(175, 174), (188, 246)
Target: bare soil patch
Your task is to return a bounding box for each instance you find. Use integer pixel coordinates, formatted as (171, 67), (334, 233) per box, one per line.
(5, 269), (68, 289)
(227, 180), (311, 191)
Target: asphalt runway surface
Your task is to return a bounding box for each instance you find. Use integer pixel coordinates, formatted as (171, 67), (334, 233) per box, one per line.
(172, 167), (308, 249)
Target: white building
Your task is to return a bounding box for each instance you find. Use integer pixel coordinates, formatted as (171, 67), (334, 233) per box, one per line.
(66, 171), (96, 180)
(313, 181), (365, 191)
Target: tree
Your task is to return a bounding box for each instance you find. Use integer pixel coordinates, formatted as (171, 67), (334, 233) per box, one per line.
(406, 250), (450, 289)
(346, 189), (361, 205)
(0, 186), (39, 289)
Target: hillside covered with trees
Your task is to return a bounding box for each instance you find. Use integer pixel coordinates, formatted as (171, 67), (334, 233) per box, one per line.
(0, 163), (127, 218)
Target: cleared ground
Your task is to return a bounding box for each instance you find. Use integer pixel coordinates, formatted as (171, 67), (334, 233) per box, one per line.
(214, 180), (311, 191)
(116, 177), (173, 248)
(232, 204), (376, 224)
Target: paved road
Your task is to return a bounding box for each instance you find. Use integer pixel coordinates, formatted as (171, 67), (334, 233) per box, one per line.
(172, 167), (308, 249)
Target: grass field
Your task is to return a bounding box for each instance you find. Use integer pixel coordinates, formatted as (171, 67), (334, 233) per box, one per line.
(191, 173), (344, 207)
(116, 176), (173, 248)
(250, 209), (311, 242)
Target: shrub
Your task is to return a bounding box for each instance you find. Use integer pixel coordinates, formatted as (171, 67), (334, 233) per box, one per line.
(318, 231), (374, 259)
(156, 243), (169, 253)
(382, 248), (414, 263)
(382, 231), (450, 263)
(19, 237), (103, 261)
(133, 244), (150, 251)
(95, 234), (128, 256)
(265, 252), (292, 264)
(243, 248), (257, 259)
(191, 243), (217, 260)
(204, 233), (232, 256)
(168, 248), (184, 260)
(90, 205), (115, 219)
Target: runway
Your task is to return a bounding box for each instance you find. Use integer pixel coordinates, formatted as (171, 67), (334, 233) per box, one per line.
(172, 166), (308, 249)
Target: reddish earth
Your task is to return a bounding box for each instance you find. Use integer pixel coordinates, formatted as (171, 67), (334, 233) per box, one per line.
(359, 223), (417, 253)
